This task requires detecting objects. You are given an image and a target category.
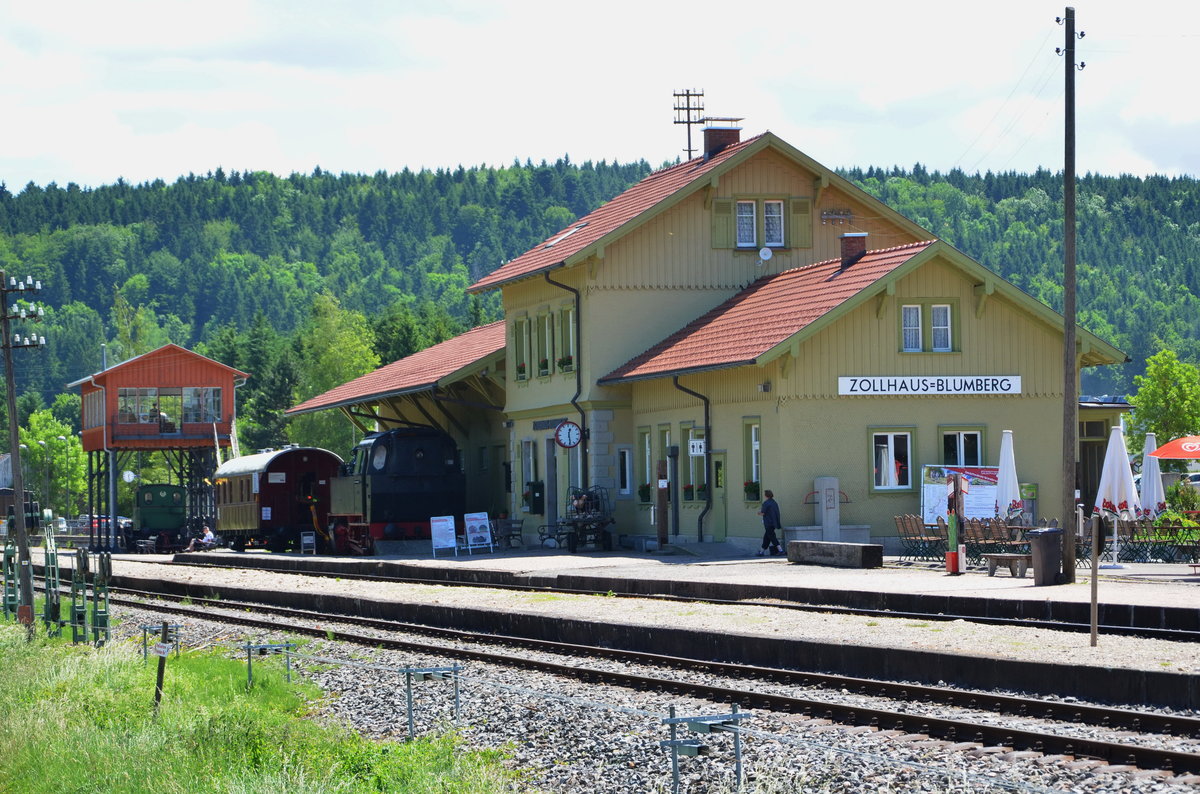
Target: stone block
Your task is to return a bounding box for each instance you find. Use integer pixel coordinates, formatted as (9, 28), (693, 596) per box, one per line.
(786, 540), (883, 568)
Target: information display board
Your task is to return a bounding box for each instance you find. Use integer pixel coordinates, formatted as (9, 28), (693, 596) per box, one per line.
(919, 465), (999, 524)
(463, 512), (493, 553)
(430, 515), (457, 555)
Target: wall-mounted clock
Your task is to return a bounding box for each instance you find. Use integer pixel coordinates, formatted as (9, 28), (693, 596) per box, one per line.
(554, 420), (582, 448)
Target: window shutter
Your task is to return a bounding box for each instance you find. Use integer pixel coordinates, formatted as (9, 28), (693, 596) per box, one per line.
(711, 198), (734, 248)
(788, 198), (812, 248)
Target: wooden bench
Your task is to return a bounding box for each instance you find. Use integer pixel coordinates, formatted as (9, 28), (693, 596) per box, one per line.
(981, 552), (1032, 578)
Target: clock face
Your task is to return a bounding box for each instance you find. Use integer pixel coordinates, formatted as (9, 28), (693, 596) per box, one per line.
(555, 421), (581, 448)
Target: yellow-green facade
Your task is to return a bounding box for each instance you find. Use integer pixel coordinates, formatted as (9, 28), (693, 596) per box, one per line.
(489, 132), (1124, 548)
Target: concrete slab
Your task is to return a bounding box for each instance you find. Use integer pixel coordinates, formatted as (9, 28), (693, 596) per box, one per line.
(785, 540), (883, 568)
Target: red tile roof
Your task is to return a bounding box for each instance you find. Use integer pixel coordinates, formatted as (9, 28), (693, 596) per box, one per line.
(599, 242), (937, 384)
(286, 320), (506, 415)
(66, 343), (248, 387)
(468, 134), (767, 292)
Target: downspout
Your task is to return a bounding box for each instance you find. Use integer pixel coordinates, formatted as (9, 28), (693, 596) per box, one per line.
(543, 272), (587, 486)
(673, 377), (710, 543)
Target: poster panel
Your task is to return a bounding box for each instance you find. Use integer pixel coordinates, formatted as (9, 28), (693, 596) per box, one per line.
(464, 512), (492, 550)
(430, 515), (457, 551)
(920, 465), (1000, 524)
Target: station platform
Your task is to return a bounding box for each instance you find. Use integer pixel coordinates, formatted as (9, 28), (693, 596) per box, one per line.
(163, 541), (1200, 632)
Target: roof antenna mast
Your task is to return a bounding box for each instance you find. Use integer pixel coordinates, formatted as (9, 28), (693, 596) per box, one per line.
(673, 89), (705, 160)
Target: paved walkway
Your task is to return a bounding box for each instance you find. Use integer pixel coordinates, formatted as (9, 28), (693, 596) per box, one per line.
(343, 544), (1200, 611)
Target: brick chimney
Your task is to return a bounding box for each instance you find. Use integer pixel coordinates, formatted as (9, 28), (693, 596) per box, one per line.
(703, 117), (742, 160)
(839, 233), (868, 269)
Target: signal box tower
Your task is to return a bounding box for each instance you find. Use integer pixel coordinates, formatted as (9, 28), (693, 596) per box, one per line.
(69, 344), (248, 550)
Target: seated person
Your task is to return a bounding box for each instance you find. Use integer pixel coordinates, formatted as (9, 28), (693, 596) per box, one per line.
(186, 525), (217, 552)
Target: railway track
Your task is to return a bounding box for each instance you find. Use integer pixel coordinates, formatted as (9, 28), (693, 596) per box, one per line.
(120, 554), (1200, 643)
(102, 582), (1200, 776)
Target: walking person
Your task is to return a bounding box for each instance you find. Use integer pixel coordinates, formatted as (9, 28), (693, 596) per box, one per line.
(757, 489), (782, 556)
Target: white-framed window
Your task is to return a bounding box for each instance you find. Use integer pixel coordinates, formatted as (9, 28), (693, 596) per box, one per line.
(478, 446), (489, 472)
(536, 314), (553, 376)
(750, 424), (760, 483)
(637, 428), (651, 501)
(736, 201), (756, 247)
(183, 387), (221, 423)
(872, 431), (912, 490)
(685, 425), (707, 500)
(942, 429), (982, 466)
(743, 418), (761, 500)
(931, 304), (952, 352)
(83, 390), (103, 429)
(617, 446), (633, 496)
(901, 305), (922, 352)
(557, 306), (575, 371)
(513, 319), (530, 380)
(763, 200), (784, 247)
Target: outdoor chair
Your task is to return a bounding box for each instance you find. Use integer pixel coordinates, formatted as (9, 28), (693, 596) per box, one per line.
(960, 518), (1001, 564)
(894, 515), (920, 561)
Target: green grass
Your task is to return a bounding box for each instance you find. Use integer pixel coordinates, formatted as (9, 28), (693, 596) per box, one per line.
(0, 623), (516, 793)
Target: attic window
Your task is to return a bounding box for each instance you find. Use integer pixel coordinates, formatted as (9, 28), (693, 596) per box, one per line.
(544, 223), (587, 249)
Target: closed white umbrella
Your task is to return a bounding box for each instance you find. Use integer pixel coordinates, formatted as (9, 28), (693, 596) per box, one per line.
(1139, 432), (1166, 519)
(994, 429), (1022, 521)
(1093, 425), (1141, 568)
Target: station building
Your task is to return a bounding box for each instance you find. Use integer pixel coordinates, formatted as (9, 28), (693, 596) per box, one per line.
(289, 126), (1126, 550)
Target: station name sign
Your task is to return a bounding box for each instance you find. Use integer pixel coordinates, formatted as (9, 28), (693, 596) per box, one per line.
(838, 375), (1021, 396)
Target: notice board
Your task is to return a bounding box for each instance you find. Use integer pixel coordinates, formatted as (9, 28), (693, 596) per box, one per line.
(919, 465), (999, 524)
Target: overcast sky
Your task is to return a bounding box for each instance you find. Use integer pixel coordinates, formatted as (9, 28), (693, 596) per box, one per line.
(1, 0), (1195, 191)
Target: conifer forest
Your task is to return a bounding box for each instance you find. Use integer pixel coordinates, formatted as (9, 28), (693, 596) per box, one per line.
(1, 158), (1196, 451)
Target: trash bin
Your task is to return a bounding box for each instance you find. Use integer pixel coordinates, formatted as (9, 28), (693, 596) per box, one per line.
(1027, 527), (1062, 586)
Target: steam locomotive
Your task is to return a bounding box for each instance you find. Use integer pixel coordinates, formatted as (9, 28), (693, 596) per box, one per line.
(213, 426), (466, 553)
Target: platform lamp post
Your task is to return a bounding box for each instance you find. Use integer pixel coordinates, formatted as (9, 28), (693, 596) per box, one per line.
(1, 271), (47, 638)
(58, 435), (68, 521)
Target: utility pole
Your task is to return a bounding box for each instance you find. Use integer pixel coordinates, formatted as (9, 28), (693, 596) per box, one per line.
(1, 271), (46, 637)
(1057, 9), (1085, 581)
(672, 90), (705, 160)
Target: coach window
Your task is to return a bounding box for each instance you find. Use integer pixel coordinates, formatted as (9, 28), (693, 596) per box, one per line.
(871, 428), (914, 491)
(941, 427), (983, 466)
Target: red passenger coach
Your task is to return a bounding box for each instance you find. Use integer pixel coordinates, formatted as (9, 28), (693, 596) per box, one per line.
(213, 446), (342, 552)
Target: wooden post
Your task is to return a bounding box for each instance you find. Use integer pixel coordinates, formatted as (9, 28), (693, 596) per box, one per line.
(1060, 5), (1080, 581)
(154, 620), (169, 713)
(1089, 512), (1100, 646)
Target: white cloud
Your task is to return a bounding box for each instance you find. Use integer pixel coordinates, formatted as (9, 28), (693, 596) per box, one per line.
(0, 0), (1196, 189)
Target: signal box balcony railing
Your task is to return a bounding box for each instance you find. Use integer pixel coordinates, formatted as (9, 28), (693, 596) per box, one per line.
(109, 412), (234, 443)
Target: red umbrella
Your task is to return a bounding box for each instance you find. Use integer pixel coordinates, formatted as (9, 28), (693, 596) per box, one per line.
(1148, 435), (1200, 459)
